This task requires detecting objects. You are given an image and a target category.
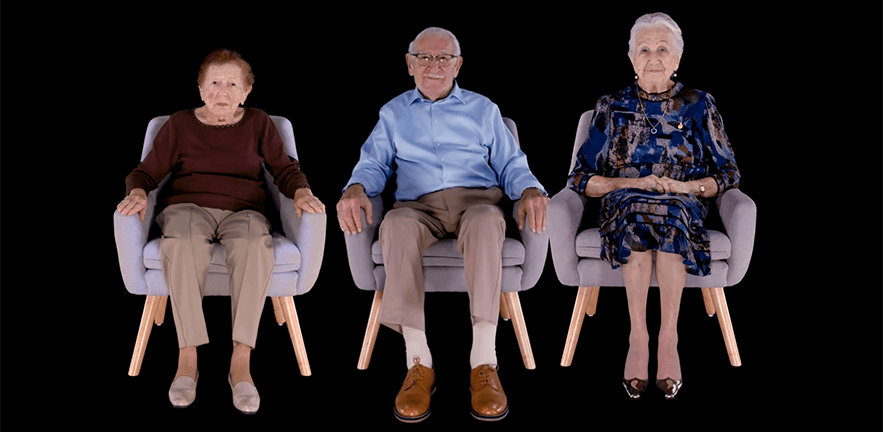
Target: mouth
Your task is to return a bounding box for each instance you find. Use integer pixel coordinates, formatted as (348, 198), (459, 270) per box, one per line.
(424, 74), (445, 80)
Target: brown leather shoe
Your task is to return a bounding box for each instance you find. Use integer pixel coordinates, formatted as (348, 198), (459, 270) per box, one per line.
(394, 358), (435, 423)
(470, 364), (509, 421)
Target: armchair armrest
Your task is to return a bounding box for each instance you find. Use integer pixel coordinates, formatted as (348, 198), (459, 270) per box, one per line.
(547, 186), (588, 287)
(278, 193), (327, 295)
(113, 211), (149, 295)
(511, 199), (550, 290)
(112, 182), (164, 295)
(343, 195), (384, 291)
(716, 189), (756, 286)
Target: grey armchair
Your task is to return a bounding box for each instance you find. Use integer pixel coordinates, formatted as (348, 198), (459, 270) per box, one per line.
(547, 110), (756, 368)
(113, 115), (326, 377)
(345, 118), (548, 370)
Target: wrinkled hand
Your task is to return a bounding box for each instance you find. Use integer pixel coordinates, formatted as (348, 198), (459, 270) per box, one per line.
(117, 188), (148, 221)
(336, 184), (373, 234)
(656, 176), (694, 194)
(294, 188), (326, 218)
(517, 187), (549, 234)
(634, 175), (692, 194)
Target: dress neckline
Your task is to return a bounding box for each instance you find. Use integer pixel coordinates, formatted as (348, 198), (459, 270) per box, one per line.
(634, 82), (683, 102)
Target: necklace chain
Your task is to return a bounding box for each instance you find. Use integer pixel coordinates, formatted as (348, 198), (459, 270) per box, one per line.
(637, 93), (671, 134)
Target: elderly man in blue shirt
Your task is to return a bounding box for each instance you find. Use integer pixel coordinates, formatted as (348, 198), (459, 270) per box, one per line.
(337, 27), (548, 423)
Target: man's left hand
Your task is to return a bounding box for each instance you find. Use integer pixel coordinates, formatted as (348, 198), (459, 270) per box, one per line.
(517, 187), (549, 234)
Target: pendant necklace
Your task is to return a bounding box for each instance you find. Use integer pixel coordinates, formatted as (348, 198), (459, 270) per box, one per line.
(637, 89), (684, 134)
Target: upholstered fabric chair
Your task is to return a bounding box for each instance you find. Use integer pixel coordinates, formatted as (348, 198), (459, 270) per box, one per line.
(344, 118), (548, 370)
(547, 110), (756, 368)
(113, 115), (326, 377)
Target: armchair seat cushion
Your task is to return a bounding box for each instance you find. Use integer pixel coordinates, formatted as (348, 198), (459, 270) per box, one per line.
(371, 238), (526, 267)
(575, 228), (731, 261)
(143, 232), (302, 274)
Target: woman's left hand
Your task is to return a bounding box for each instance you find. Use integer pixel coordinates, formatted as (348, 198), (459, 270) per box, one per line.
(656, 177), (695, 194)
(294, 188), (326, 217)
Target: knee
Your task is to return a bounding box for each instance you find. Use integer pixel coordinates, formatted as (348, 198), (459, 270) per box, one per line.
(380, 209), (425, 241)
(461, 205), (505, 234)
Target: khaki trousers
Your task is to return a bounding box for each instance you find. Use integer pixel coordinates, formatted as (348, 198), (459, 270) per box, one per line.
(156, 203), (274, 349)
(378, 187), (506, 333)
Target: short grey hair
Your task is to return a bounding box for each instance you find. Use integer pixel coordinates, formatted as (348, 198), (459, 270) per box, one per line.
(628, 12), (684, 58)
(408, 27), (461, 56)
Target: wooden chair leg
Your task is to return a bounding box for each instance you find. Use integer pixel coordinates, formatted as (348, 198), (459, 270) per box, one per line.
(279, 296), (311, 376)
(561, 286), (595, 367)
(154, 296), (168, 325)
(585, 286), (600, 317)
(500, 296), (512, 321)
(501, 292), (536, 370)
(709, 288), (741, 367)
(129, 295), (162, 377)
(271, 297), (285, 325)
(357, 291), (384, 370)
(700, 288), (716, 317)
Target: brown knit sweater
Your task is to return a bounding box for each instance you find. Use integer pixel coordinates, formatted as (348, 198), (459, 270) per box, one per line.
(125, 108), (310, 214)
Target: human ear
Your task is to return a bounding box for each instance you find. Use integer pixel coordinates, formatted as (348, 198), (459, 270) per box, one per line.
(405, 53), (415, 76)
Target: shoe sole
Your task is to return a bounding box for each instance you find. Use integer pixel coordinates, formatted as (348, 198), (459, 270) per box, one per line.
(471, 406), (509, 422)
(394, 408), (432, 423)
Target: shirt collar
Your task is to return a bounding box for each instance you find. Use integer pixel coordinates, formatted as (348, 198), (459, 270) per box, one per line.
(408, 81), (465, 104)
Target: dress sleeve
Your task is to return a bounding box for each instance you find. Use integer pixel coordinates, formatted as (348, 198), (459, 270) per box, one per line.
(701, 93), (740, 194)
(568, 97), (610, 195)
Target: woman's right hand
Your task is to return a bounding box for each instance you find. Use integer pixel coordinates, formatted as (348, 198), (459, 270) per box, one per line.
(633, 175), (666, 193)
(117, 188), (148, 220)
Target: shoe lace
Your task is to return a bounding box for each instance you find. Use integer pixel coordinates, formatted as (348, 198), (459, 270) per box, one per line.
(402, 358), (428, 391)
(475, 365), (499, 389)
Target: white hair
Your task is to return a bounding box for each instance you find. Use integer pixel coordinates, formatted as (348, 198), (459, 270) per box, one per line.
(628, 12), (684, 58)
(408, 27), (461, 56)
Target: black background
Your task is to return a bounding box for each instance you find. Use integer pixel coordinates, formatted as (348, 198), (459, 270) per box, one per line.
(3, 2), (880, 429)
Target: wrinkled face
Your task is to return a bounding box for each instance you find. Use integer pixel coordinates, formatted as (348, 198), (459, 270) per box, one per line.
(631, 26), (681, 91)
(406, 34), (462, 101)
(198, 62), (251, 118)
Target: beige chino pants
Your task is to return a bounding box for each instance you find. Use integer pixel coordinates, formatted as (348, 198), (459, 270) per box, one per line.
(156, 203), (274, 349)
(378, 187), (506, 334)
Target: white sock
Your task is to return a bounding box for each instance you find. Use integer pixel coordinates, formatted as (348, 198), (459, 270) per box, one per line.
(403, 326), (432, 369)
(470, 322), (498, 369)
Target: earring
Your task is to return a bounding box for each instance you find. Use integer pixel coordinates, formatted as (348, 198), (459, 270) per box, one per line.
(671, 70), (679, 81)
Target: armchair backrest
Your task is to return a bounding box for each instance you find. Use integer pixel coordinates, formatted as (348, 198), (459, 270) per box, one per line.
(568, 110), (594, 175)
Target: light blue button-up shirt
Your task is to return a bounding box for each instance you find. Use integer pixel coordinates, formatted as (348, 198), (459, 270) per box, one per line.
(345, 83), (545, 202)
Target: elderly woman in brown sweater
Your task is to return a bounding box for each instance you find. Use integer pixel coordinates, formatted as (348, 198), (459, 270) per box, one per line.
(116, 48), (325, 413)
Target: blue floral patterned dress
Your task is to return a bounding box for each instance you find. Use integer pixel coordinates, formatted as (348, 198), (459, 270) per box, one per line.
(568, 82), (740, 276)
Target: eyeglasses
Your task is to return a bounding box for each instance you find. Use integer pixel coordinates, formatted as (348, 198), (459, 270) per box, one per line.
(409, 53), (459, 67)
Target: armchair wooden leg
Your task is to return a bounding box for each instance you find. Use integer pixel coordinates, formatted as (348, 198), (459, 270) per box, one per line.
(586, 286), (600, 317)
(129, 295), (163, 377)
(561, 286), (596, 367)
(358, 291), (384, 370)
(271, 297), (285, 325)
(500, 296), (512, 321)
(154, 296), (168, 325)
(501, 292), (536, 370)
(700, 288), (716, 317)
(709, 288), (741, 367)
(279, 296), (311, 376)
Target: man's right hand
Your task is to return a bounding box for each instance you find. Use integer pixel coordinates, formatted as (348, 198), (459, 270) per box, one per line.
(336, 184), (373, 234)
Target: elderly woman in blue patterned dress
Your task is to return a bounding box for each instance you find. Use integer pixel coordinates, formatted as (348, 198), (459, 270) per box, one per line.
(568, 12), (740, 400)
